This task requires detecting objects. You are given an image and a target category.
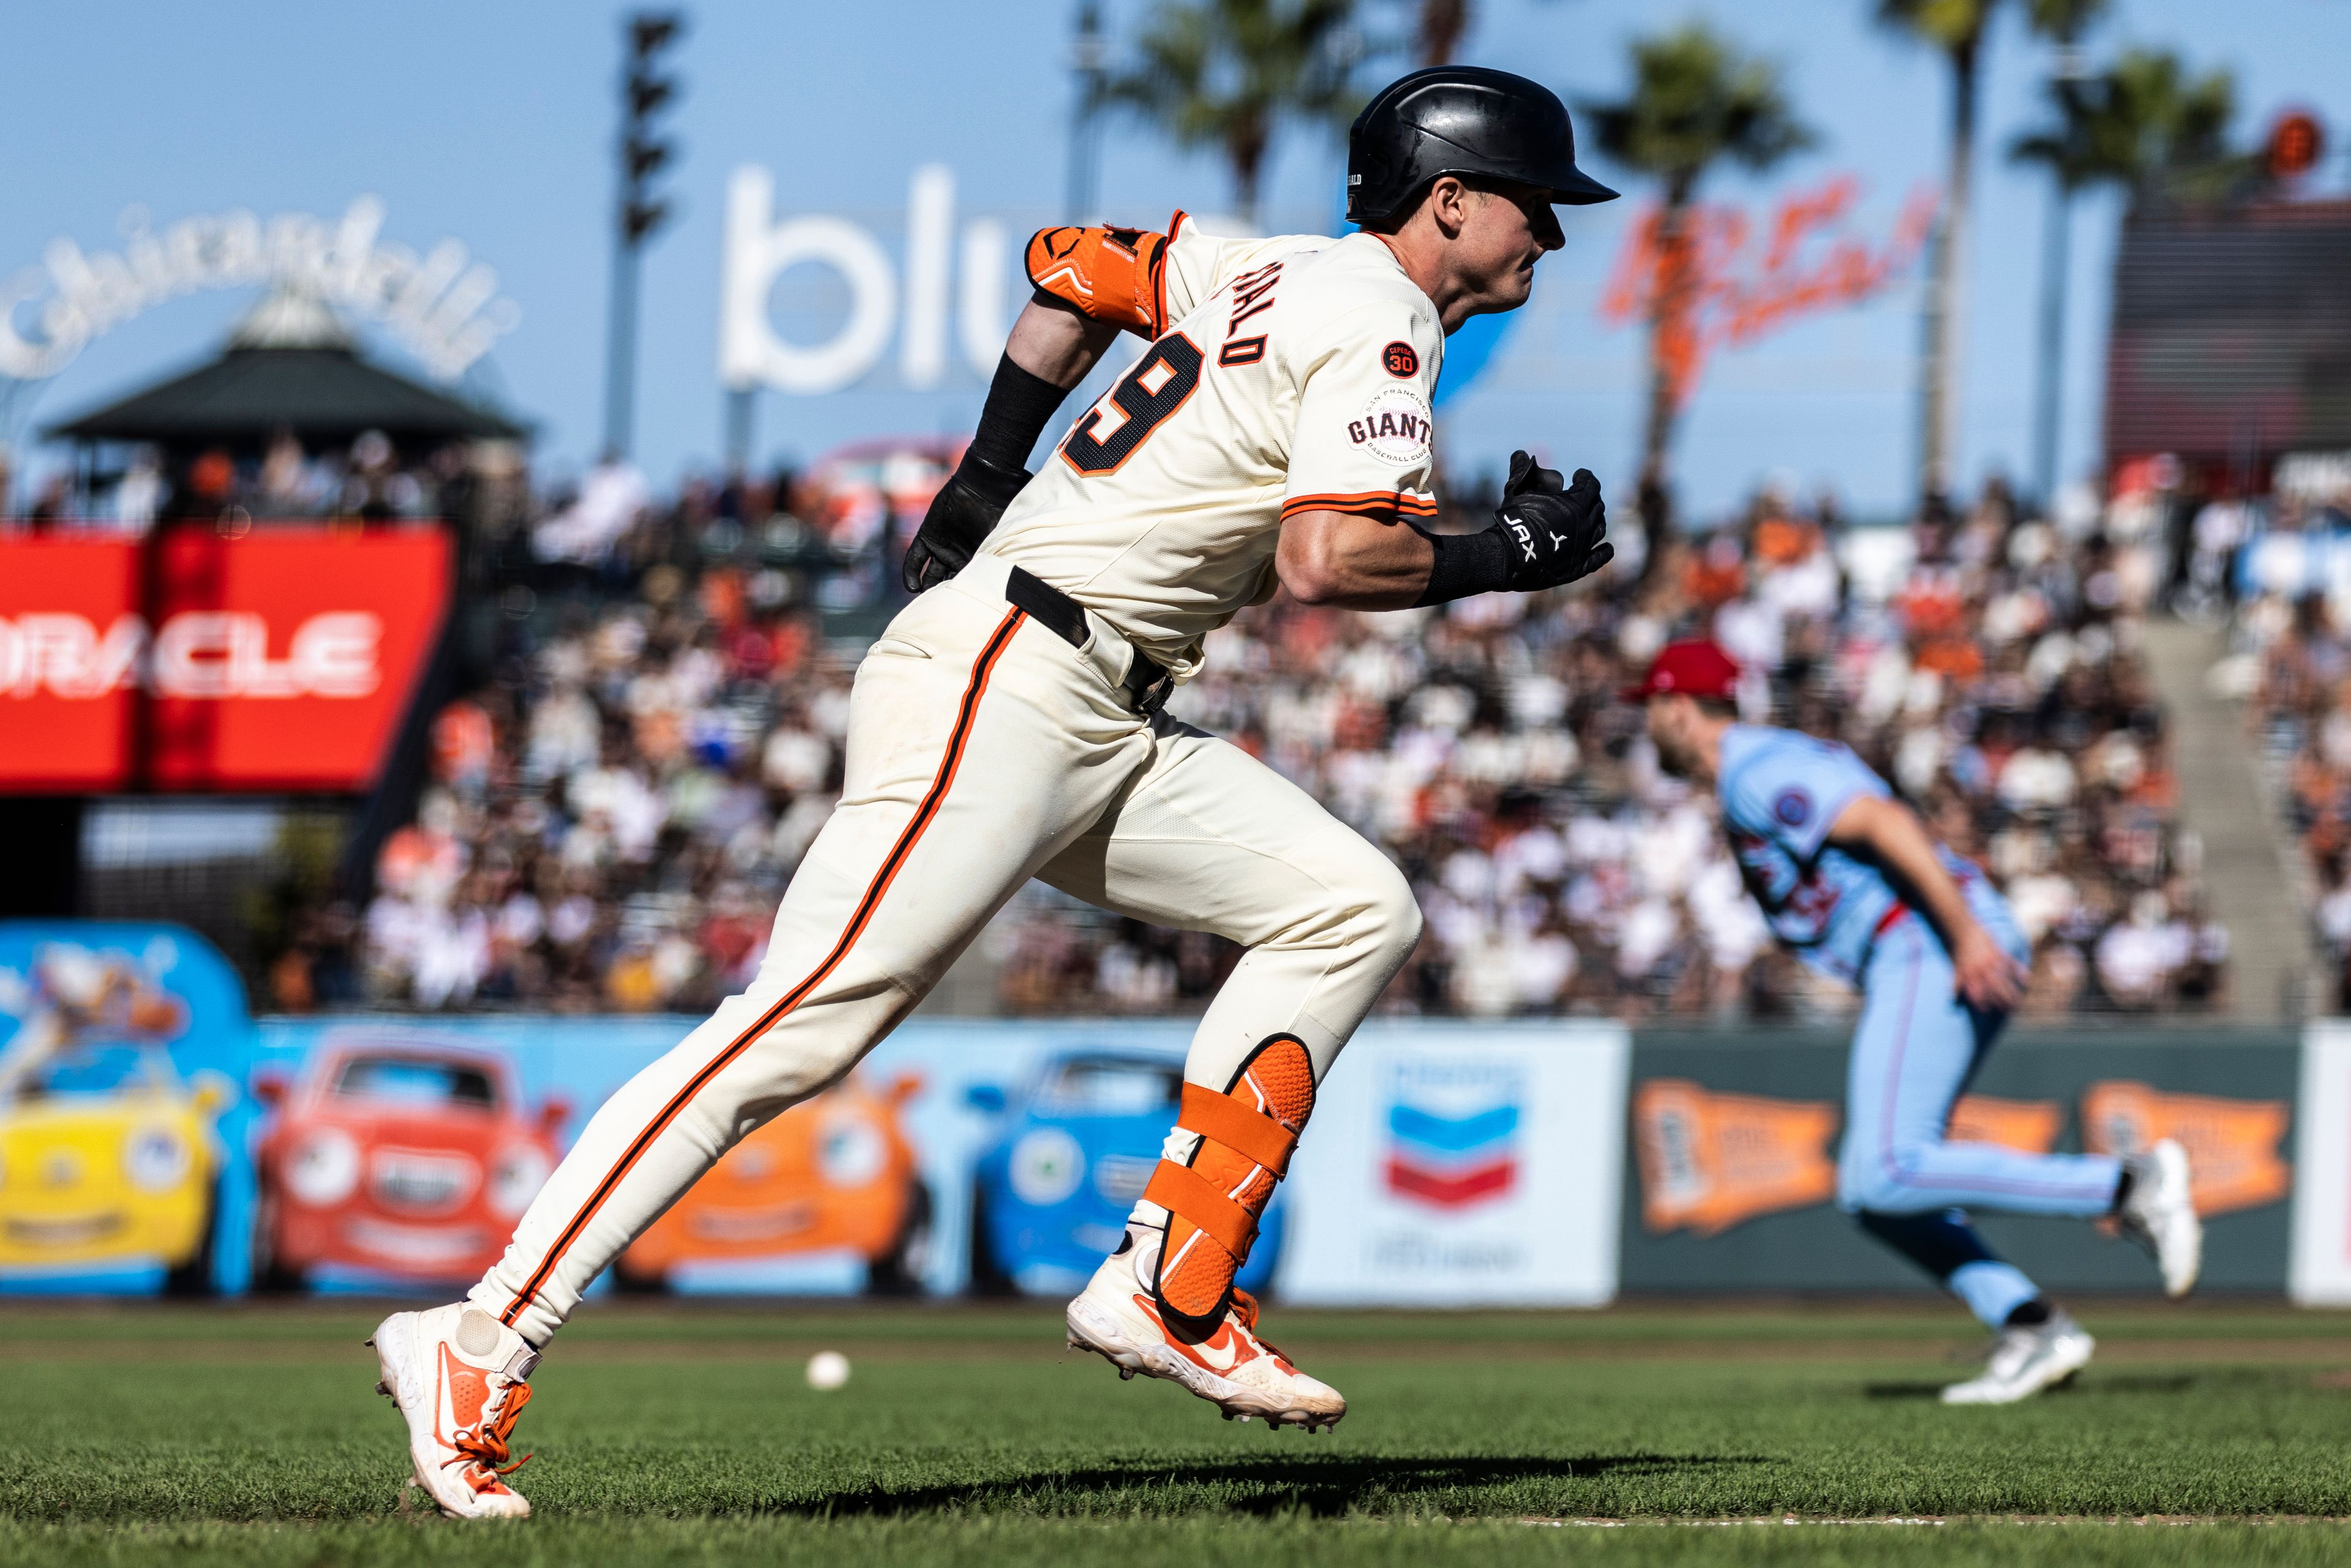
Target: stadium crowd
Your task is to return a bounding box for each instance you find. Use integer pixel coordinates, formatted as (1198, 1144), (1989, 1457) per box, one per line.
(319, 447), (2225, 1021)
(2221, 459), (2351, 1011)
(9, 429), (525, 535)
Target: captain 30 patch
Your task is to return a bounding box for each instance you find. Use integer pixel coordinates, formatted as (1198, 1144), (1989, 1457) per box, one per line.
(1348, 384), (1434, 466)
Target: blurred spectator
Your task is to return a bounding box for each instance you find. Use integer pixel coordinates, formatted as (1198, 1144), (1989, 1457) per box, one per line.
(114, 448), (165, 530)
(2232, 471), (2351, 1006)
(534, 451), (651, 566)
(315, 452), (2218, 1018)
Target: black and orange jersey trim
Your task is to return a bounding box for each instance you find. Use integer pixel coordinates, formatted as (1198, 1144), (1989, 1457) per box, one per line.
(498, 606), (1029, 1334)
(1278, 490), (1442, 522)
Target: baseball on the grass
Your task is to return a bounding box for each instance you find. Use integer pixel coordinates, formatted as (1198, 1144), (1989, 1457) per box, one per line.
(806, 1351), (852, 1390)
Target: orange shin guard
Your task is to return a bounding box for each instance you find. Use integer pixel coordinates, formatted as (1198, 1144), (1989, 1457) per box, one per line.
(1143, 1035), (1314, 1321)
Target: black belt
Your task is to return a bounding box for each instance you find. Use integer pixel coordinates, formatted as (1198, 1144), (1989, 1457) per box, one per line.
(1005, 565), (1172, 715)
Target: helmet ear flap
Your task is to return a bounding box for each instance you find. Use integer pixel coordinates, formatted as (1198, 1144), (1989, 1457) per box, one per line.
(1346, 152), (1394, 226)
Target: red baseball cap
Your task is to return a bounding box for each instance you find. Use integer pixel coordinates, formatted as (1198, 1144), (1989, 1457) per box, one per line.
(1622, 639), (1741, 703)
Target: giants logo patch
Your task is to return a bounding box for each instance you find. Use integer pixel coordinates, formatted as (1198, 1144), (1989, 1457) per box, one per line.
(1348, 384), (1433, 467)
(1382, 340), (1419, 378)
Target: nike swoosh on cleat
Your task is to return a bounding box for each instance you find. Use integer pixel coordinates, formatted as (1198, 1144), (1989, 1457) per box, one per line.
(434, 1344), (489, 1451)
(1135, 1295), (1247, 1375)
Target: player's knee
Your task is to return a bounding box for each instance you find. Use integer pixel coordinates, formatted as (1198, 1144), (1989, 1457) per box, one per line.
(1346, 855), (1423, 967)
(1836, 1168), (1886, 1214)
(702, 986), (877, 1106)
(1837, 1141), (1930, 1214)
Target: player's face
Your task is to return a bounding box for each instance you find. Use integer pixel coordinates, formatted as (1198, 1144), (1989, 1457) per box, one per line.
(1458, 182), (1564, 313)
(1646, 696), (1701, 778)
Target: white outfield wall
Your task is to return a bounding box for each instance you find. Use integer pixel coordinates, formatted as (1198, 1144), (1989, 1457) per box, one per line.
(1274, 1020), (1630, 1308)
(2290, 1022), (2351, 1304)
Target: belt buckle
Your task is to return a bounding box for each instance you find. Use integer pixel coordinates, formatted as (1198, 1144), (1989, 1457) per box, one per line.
(1134, 669), (1173, 717)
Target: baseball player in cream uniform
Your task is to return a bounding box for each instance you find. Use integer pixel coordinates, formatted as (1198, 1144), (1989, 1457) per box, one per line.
(368, 66), (1621, 1517)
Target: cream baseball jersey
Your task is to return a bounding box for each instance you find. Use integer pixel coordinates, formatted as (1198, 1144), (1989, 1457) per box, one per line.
(981, 220), (1445, 678)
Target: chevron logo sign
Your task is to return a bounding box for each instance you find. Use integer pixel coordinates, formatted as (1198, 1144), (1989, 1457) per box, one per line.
(1382, 1063), (1521, 1210)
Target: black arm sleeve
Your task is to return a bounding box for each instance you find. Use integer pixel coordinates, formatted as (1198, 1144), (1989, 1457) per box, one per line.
(966, 351), (1071, 472)
(1409, 525), (1512, 607)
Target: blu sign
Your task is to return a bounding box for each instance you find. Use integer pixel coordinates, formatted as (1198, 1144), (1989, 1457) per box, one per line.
(719, 164), (1012, 396)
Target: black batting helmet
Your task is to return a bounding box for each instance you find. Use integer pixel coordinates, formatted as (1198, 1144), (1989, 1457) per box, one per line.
(1346, 66), (1618, 227)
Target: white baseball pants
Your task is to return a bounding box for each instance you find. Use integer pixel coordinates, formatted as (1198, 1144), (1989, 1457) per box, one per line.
(471, 554), (1422, 1345)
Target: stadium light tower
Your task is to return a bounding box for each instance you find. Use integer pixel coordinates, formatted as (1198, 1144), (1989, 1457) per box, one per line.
(1065, 1), (1107, 222)
(604, 11), (686, 461)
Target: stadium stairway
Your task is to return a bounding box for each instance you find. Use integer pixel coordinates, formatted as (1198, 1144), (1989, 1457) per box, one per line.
(2140, 616), (2326, 1020)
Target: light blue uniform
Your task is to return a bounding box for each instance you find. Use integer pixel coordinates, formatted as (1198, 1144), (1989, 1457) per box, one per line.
(1717, 725), (2123, 1327)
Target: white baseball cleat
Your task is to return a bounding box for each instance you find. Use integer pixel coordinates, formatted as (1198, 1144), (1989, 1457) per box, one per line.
(1940, 1310), (2096, 1406)
(369, 1303), (541, 1519)
(2115, 1138), (2202, 1299)
(1066, 1237), (1344, 1432)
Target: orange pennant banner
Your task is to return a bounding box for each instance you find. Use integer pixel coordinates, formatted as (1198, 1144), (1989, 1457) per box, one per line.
(2080, 1081), (2291, 1218)
(1633, 1080), (1840, 1237)
(1947, 1095), (2064, 1154)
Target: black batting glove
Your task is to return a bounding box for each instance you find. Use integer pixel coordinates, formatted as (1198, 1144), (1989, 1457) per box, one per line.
(902, 451), (1032, 593)
(1493, 450), (1612, 592)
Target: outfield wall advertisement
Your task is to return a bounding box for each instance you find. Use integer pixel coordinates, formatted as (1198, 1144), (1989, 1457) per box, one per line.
(0, 920), (2338, 1306)
(0, 528), (450, 793)
(0, 924), (1629, 1305)
(1622, 1028), (2300, 1295)
(1277, 1023), (1627, 1307)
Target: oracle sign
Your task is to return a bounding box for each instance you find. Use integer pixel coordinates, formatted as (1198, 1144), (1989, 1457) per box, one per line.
(0, 528), (449, 792)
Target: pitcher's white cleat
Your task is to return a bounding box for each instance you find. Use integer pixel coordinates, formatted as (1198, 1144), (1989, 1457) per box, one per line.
(1940, 1311), (2096, 1406)
(369, 1303), (540, 1519)
(1066, 1237), (1344, 1431)
(2115, 1138), (2202, 1299)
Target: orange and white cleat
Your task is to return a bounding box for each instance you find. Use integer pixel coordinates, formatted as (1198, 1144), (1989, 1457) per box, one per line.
(1067, 1036), (1341, 1431)
(1067, 1229), (1345, 1431)
(368, 1303), (540, 1519)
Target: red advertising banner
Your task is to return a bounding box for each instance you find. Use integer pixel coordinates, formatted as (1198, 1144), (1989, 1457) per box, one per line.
(0, 526), (449, 792)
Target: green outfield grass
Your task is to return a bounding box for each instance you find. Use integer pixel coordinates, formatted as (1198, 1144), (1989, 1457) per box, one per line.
(4, 1298), (2351, 1565)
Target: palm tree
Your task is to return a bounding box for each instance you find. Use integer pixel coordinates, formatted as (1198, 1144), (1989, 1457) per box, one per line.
(2082, 48), (2243, 201)
(1104, 0), (1369, 226)
(2010, 45), (2240, 501)
(1880, 0), (2124, 507)
(1414, 0), (1470, 66)
(1581, 23), (1812, 574)
(1878, 0), (1996, 508)
(2006, 0), (2109, 508)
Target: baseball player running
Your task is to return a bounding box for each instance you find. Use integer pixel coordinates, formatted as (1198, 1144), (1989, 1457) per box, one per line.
(1629, 640), (2203, 1405)
(370, 67), (1619, 1517)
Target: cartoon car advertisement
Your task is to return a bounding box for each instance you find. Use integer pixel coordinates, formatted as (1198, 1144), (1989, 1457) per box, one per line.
(250, 1031), (567, 1289)
(967, 1049), (1284, 1297)
(618, 1068), (931, 1294)
(0, 925), (244, 1293)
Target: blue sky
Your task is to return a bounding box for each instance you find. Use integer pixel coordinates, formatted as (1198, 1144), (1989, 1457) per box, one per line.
(4, 0), (2346, 520)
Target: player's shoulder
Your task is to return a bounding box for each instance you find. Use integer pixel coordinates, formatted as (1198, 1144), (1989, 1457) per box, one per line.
(1272, 236), (1440, 377)
(1717, 727), (1863, 839)
(1723, 725), (1869, 787)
